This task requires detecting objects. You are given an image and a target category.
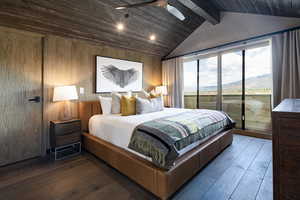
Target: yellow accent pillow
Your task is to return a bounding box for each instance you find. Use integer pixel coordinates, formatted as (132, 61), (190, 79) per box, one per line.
(150, 93), (161, 98)
(121, 95), (136, 116)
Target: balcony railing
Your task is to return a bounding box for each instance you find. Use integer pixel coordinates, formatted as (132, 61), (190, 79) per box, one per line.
(184, 94), (272, 133)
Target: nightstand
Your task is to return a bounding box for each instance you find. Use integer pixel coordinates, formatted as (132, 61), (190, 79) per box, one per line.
(50, 119), (82, 160)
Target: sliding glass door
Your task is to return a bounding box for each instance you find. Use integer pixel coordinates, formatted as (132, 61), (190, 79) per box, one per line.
(183, 56), (218, 110)
(222, 51), (243, 128)
(245, 45), (272, 132)
(183, 41), (272, 133)
(183, 60), (198, 109)
(198, 56), (218, 110)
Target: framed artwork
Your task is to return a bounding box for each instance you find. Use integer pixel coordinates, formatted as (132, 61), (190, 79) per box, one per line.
(95, 56), (143, 93)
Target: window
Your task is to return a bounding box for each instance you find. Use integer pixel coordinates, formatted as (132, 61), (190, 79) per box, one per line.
(198, 56), (218, 110)
(183, 41), (272, 133)
(184, 56), (218, 110)
(222, 51), (243, 128)
(245, 46), (272, 131)
(183, 60), (197, 109)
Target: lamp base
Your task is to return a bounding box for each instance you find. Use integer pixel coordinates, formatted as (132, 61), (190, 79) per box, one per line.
(59, 101), (73, 121)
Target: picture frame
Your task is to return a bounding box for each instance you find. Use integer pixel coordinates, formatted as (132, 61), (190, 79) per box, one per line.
(95, 56), (143, 93)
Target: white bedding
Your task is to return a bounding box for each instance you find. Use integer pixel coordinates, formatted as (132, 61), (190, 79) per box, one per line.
(89, 108), (189, 160)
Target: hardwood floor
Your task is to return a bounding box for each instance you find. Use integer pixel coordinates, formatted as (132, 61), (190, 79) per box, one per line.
(0, 134), (272, 200)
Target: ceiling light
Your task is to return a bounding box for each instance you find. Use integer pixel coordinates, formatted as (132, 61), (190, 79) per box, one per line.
(166, 4), (185, 21)
(116, 6), (126, 10)
(150, 34), (156, 41)
(116, 23), (124, 31)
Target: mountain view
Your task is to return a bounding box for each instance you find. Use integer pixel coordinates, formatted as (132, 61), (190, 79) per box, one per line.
(184, 74), (272, 94)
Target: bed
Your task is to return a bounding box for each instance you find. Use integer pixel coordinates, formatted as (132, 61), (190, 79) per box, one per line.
(79, 101), (234, 200)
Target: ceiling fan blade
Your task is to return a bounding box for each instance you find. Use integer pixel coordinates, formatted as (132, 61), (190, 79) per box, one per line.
(166, 4), (185, 21)
(115, 0), (158, 10)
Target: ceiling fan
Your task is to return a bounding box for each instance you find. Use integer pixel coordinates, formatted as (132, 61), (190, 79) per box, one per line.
(115, 0), (186, 21)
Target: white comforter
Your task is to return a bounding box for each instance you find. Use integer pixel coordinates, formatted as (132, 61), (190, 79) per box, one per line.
(89, 108), (188, 160)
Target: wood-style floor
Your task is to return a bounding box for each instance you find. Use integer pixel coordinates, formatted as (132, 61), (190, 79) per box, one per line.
(0, 134), (273, 200)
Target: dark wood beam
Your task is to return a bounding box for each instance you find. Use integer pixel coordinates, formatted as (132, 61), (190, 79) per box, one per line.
(177, 0), (220, 25)
(168, 0), (205, 29)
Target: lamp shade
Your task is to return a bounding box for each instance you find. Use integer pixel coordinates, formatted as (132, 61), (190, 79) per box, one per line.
(155, 86), (168, 95)
(53, 85), (78, 102)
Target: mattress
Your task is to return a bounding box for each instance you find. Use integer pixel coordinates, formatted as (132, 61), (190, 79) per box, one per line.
(89, 108), (193, 161)
(89, 108), (233, 165)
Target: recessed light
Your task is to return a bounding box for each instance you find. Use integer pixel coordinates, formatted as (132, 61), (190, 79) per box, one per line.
(116, 23), (124, 31)
(150, 34), (156, 41)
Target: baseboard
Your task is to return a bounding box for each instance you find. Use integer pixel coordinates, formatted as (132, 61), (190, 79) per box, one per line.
(233, 129), (272, 140)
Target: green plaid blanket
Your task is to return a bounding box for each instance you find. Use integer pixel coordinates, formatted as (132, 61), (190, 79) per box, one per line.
(128, 109), (234, 169)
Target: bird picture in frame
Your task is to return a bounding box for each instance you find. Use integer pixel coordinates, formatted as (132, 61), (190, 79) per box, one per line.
(96, 56), (143, 93)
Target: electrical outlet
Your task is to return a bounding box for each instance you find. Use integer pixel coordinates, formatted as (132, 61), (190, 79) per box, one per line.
(80, 87), (84, 94)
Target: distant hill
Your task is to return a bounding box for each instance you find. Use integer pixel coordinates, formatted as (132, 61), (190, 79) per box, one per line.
(243, 74), (272, 89)
(185, 74), (272, 92)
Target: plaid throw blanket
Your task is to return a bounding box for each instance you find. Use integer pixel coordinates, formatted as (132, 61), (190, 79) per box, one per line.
(128, 109), (235, 169)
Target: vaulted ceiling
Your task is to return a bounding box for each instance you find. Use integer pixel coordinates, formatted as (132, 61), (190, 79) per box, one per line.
(0, 0), (299, 57)
(211, 0), (300, 18)
(0, 0), (205, 57)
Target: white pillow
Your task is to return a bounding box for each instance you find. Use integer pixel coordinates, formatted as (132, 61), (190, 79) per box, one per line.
(98, 96), (112, 115)
(161, 96), (165, 108)
(126, 90), (133, 97)
(136, 96), (164, 114)
(138, 89), (150, 99)
(111, 92), (122, 114)
(150, 89), (164, 107)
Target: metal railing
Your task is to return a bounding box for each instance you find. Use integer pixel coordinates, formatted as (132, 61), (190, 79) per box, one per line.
(184, 94), (272, 132)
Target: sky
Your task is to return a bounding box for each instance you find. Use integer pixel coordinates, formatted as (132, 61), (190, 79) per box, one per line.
(184, 45), (271, 92)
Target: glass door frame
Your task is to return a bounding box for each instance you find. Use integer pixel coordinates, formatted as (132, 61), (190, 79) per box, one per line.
(218, 42), (270, 131)
(241, 50), (246, 129)
(185, 53), (220, 110)
(183, 39), (271, 132)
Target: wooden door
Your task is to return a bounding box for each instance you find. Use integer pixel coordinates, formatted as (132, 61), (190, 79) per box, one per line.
(0, 28), (43, 166)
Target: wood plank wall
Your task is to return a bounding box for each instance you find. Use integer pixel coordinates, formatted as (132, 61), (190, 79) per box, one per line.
(0, 26), (162, 158)
(43, 35), (162, 154)
(0, 27), (43, 165)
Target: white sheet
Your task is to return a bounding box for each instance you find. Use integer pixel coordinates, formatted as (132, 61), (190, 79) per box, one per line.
(89, 108), (189, 160)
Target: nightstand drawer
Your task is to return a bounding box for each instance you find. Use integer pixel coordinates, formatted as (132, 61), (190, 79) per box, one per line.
(50, 119), (82, 149)
(56, 132), (81, 147)
(54, 121), (81, 135)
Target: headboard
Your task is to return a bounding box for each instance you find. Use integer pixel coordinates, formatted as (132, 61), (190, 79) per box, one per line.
(79, 101), (102, 132)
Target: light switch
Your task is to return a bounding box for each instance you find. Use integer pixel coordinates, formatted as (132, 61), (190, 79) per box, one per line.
(80, 87), (85, 94)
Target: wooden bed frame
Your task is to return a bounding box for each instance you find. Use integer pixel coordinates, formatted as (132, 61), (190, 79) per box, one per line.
(79, 101), (233, 200)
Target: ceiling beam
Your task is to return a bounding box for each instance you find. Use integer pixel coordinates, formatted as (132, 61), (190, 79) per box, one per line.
(168, 0), (205, 28)
(177, 0), (220, 25)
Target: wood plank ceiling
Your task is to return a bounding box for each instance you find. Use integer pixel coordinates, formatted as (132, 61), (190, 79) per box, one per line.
(1, 0), (300, 57)
(0, 0), (205, 57)
(211, 0), (300, 18)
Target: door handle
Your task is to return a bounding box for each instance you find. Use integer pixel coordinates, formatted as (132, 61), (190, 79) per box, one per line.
(28, 96), (41, 103)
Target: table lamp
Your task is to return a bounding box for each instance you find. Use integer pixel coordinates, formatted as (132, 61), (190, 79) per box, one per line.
(155, 85), (168, 96)
(155, 85), (168, 107)
(53, 85), (78, 121)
